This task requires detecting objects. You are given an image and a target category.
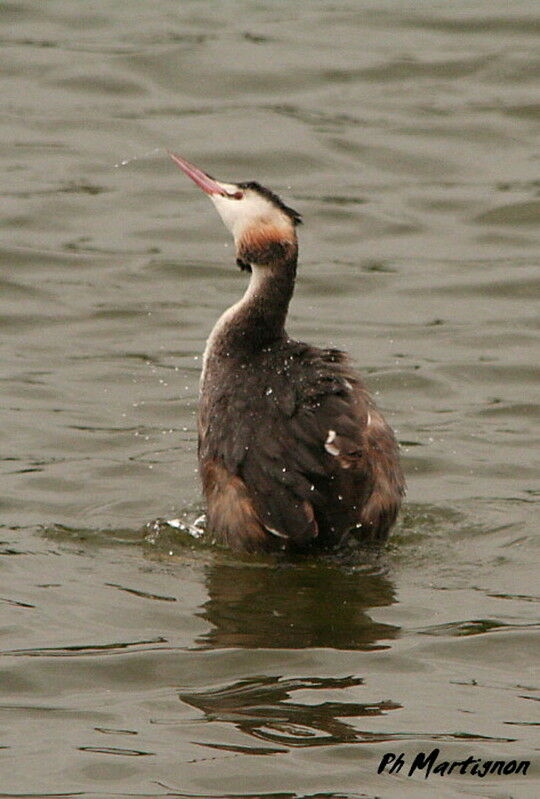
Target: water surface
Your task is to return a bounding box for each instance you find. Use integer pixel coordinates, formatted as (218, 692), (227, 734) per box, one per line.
(1, 1), (539, 796)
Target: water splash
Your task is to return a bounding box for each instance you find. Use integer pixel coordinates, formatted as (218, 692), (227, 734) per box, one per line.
(114, 146), (163, 168)
(143, 514), (207, 547)
(166, 514), (206, 539)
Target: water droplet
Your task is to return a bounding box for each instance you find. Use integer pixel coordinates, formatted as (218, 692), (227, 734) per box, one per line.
(113, 146), (162, 168)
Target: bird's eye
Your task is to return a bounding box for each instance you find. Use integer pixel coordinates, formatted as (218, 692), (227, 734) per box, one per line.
(231, 191), (244, 200)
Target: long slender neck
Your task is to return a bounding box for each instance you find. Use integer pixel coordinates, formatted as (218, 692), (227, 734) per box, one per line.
(240, 256), (297, 344)
(203, 250), (297, 371)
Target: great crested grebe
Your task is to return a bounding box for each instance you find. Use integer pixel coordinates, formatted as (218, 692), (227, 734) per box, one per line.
(170, 153), (405, 553)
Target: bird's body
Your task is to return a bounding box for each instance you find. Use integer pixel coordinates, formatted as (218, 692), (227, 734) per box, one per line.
(170, 154), (405, 552)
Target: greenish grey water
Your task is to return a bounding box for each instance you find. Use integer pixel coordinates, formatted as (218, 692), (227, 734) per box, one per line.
(1, 1), (539, 797)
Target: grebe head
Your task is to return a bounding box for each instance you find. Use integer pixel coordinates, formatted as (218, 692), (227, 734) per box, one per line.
(169, 152), (301, 267)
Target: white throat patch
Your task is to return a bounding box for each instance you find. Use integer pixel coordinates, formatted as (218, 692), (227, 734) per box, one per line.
(211, 188), (291, 242)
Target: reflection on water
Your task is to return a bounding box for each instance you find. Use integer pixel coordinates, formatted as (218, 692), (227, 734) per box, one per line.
(198, 562), (399, 650)
(180, 675), (400, 752)
(178, 672), (513, 754)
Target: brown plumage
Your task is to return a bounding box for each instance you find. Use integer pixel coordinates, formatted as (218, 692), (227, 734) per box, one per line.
(169, 153), (405, 552)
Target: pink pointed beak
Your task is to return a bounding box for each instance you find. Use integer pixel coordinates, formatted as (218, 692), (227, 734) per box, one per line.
(168, 152), (227, 196)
